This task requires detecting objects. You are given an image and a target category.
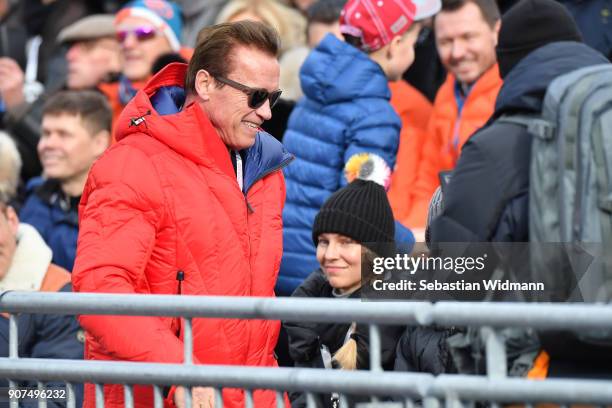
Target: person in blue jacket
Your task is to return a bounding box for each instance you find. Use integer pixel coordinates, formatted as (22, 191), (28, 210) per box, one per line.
(278, 0), (421, 295)
(19, 90), (111, 272)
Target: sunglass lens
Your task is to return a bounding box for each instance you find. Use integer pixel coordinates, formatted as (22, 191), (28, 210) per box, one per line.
(134, 26), (156, 41)
(116, 31), (128, 43)
(249, 89), (269, 109)
(269, 90), (282, 108)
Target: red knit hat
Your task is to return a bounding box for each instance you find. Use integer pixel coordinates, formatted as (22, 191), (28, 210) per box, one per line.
(339, 0), (417, 52)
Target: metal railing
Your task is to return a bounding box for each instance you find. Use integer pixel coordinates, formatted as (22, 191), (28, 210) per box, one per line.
(1, 291), (612, 407)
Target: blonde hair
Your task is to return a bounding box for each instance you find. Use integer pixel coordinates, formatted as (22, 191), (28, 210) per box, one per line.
(333, 337), (358, 370)
(215, 0), (306, 55)
(0, 131), (22, 205)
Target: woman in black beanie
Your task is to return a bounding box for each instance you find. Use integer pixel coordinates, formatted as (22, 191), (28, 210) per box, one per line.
(282, 178), (403, 407)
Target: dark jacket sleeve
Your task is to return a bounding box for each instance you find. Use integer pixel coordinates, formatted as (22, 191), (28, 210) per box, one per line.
(283, 270), (330, 365)
(22, 284), (84, 408)
(430, 123), (532, 243)
(394, 326), (458, 375)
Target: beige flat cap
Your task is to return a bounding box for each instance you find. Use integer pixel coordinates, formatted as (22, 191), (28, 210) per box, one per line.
(57, 14), (116, 43)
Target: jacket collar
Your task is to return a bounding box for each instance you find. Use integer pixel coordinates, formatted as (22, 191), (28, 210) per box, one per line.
(452, 63), (502, 101)
(0, 224), (52, 292)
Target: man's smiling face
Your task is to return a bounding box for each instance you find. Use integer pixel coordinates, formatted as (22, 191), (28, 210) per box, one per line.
(200, 45), (280, 150)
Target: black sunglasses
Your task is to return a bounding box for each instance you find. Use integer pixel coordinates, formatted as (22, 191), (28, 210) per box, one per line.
(214, 75), (282, 109)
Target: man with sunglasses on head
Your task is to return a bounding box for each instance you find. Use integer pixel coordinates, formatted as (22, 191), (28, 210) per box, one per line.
(72, 20), (293, 408)
(99, 0), (191, 137)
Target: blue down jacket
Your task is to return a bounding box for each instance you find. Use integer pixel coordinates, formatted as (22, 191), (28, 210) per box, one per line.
(20, 178), (79, 272)
(278, 34), (402, 295)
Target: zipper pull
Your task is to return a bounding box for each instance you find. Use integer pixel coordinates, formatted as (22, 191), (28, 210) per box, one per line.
(235, 151), (243, 192)
(176, 270), (185, 295)
(245, 197), (255, 213)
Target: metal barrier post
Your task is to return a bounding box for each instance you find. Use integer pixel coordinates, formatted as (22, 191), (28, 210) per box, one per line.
(305, 392), (316, 408)
(95, 383), (104, 408)
(123, 384), (134, 408)
(369, 323), (382, 404)
(368, 324), (382, 372)
(482, 327), (507, 378)
(424, 397), (441, 408)
(445, 393), (462, 408)
(153, 385), (163, 408)
(215, 388), (224, 408)
(245, 389), (254, 408)
(9, 314), (18, 408)
(184, 317), (193, 408)
(66, 382), (75, 408)
(37, 381), (46, 408)
(275, 390), (284, 408)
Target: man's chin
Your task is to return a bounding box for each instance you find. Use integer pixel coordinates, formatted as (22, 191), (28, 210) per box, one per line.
(455, 71), (479, 85)
(41, 169), (65, 180)
(124, 65), (149, 82)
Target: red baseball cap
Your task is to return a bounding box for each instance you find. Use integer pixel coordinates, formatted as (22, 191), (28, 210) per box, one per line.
(340, 0), (417, 52)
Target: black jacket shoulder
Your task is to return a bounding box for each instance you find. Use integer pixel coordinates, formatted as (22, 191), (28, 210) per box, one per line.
(431, 121), (532, 243)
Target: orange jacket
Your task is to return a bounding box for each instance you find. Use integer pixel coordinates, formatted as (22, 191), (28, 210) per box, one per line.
(387, 81), (433, 225)
(73, 64), (292, 408)
(98, 80), (146, 141)
(405, 64), (502, 229)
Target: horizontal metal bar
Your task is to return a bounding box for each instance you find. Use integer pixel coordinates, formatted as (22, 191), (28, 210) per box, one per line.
(429, 375), (612, 404)
(2, 292), (612, 330)
(430, 302), (612, 330)
(0, 358), (612, 403)
(0, 292), (427, 325)
(0, 358), (429, 397)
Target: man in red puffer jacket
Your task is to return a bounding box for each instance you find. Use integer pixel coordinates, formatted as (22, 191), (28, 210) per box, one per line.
(72, 20), (293, 408)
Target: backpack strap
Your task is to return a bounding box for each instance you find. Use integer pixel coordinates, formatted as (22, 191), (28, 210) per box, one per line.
(497, 115), (556, 140)
(591, 119), (612, 300)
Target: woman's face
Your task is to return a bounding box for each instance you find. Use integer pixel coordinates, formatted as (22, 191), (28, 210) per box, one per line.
(316, 233), (363, 294)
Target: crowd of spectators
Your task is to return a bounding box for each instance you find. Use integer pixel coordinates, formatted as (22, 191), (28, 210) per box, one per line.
(1, 0), (611, 405)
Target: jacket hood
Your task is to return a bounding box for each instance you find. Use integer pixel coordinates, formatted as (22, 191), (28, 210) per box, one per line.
(493, 42), (609, 118)
(300, 34), (391, 105)
(115, 63), (293, 192)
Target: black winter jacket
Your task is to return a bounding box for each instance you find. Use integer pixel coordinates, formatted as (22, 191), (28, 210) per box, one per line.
(394, 326), (458, 375)
(283, 270), (404, 408)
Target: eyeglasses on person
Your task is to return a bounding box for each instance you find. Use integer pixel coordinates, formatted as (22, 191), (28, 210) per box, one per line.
(214, 75), (282, 110)
(116, 26), (158, 43)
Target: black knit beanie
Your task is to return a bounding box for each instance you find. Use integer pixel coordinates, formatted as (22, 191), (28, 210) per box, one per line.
(496, 0), (582, 78)
(312, 179), (395, 256)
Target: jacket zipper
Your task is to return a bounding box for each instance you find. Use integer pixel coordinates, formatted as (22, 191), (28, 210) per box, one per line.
(176, 270), (184, 295)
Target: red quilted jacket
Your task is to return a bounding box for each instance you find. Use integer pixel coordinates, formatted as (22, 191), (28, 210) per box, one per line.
(72, 63), (293, 408)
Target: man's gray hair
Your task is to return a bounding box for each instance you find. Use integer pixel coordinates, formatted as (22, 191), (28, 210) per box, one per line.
(0, 131), (22, 205)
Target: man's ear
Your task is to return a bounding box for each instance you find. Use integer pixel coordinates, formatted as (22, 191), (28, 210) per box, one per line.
(5, 206), (19, 237)
(93, 130), (111, 157)
(387, 35), (403, 60)
(194, 69), (212, 102)
(493, 19), (501, 45)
